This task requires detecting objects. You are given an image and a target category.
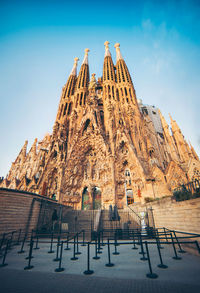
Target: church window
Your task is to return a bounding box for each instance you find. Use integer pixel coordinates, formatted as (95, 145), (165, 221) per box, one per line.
(129, 179), (131, 185)
(112, 86), (115, 99)
(129, 88), (133, 101)
(80, 93), (83, 105)
(84, 93), (86, 105)
(125, 87), (127, 96)
(67, 102), (72, 115)
(125, 170), (130, 176)
(76, 94), (79, 108)
(149, 149), (154, 158)
(152, 111), (156, 115)
(63, 103), (68, 116)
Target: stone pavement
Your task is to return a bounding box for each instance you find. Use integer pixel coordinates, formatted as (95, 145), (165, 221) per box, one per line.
(0, 240), (200, 293)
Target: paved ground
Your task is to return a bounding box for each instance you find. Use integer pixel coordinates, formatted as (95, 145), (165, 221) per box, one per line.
(0, 239), (200, 293)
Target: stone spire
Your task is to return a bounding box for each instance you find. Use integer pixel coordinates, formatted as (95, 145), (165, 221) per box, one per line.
(82, 48), (90, 65)
(77, 49), (90, 90)
(75, 49), (90, 107)
(104, 41), (111, 57)
(169, 114), (191, 162)
(103, 41), (116, 82)
(70, 57), (79, 76)
(56, 58), (79, 121)
(159, 110), (180, 162)
(114, 43), (123, 61)
(114, 43), (132, 84)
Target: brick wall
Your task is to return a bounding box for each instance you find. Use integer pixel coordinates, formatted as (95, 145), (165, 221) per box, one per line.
(131, 197), (200, 234)
(0, 188), (71, 235)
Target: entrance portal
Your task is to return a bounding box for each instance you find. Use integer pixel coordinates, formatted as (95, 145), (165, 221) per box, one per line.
(92, 187), (101, 210)
(82, 187), (90, 210)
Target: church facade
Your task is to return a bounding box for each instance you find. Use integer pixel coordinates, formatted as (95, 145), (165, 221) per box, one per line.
(1, 42), (200, 209)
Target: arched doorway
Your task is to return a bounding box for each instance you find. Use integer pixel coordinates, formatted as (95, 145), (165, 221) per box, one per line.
(92, 187), (101, 210)
(82, 187), (90, 210)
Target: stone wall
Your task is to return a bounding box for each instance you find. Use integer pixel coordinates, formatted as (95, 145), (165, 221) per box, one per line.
(0, 188), (71, 235)
(131, 197), (200, 235)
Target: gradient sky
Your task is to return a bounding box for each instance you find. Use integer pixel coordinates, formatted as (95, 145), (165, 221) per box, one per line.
(0, 0), (200, 177)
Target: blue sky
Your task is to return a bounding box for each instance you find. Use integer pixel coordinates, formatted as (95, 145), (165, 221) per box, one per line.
(0, 0), (200, 176)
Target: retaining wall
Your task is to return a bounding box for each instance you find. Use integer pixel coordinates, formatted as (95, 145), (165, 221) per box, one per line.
(0, 188), (71, 235)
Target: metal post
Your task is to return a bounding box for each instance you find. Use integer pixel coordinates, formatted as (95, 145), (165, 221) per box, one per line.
(84, 242), (94, 275)
(18, 234), (26, 254)
(0, 239), (10, 267)
(55, 241), (65, 272)
(139, 234), (147, 261)
(145, 241), (158, 279)
(132, 231), (138, 250)
(64, 233), (70, 251)
(24, 240), (34, 270)
(173, 231), (186, 253)
(97, 232), (102, 254)
(156, 229), (163, 249)
(170, 233), (181, 260)
(34, 235), (40, 250)
(48, 232), (54, 253)
(53, 236), (60, 261)
(0, 233), (6, 251)
(81, 230), (86, 247)
(113, 232), (119, 255)
(156, 234), (168, 269)
(16, 229), (22, 245)
(93, 237), (100, 260)
(71, 235), (78, 260)
(105, 239), (114, 267)
(76, 233), (81, 255)
(163, 228), (169, 242)
(195, 241), (200, 254)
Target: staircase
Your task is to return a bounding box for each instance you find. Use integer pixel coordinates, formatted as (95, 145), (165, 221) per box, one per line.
(99, 209), (141, 231)
(62, 210), (100, 240)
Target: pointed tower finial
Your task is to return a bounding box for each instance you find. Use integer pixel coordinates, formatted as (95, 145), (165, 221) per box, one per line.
(70, 57), (79, 76)
(82, 48), (90, 65)
(114, 43), (123, 62)
(104, 41), (111, 57)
